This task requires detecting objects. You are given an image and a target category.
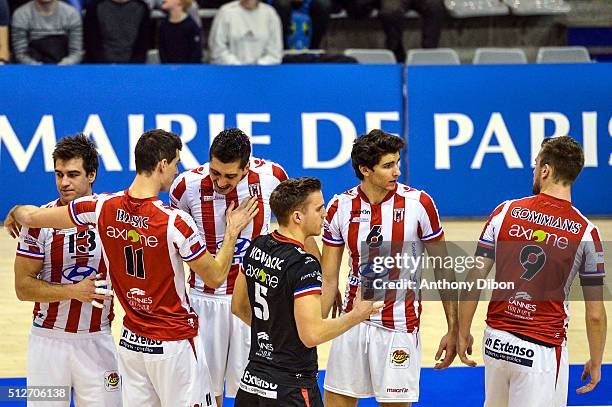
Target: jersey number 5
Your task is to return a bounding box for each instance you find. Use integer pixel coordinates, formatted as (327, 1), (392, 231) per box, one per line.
(254, 282), (269, 320)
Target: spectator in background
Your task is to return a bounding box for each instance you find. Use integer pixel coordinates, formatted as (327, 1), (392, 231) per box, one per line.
(11, 0), (82, 64)
(0, 0), (9, 63)
(379, 0), (445, 62)
(209, 0), (282, 65)
(159, 0), (202, 62)
(147, 0), (202, 28)
(84, 0), (150, 63)
(271, 0), (331, 49)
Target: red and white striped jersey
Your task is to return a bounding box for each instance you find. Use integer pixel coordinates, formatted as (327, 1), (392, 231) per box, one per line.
(322, 183), (444, 332)
(169, 157), (288, 295)
(477, 193), (605, 346)
(69, 190), (207, 341)
(16, 198), (113, 334)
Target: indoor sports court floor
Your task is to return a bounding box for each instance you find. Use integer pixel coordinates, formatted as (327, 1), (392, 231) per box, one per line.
(1, 220), (611, 406)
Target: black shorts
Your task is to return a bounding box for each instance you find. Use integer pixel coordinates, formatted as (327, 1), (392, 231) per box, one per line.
(234, 363), (322, 407)
(235, 385), (322, 407)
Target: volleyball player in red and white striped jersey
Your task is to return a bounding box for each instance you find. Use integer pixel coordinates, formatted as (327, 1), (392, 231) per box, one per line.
(13, 134), (120, 406)
(170, 130), (289, 297)
(458, 136), (607, 406)
(321, 130), (458, 406)
(7, 130), (258, 407)
(169, 129), (318, 406)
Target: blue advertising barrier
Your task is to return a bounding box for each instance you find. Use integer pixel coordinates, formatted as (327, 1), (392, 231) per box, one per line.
(2, 64), (611, 218)
(0, 65), (404, 217)
(407, 63), (612, 217)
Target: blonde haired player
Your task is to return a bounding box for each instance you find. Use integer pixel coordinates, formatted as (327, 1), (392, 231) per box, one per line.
(458, 136), (607, 406)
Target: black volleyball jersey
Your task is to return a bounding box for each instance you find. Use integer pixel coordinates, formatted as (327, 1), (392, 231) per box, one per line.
(242, 231), (323, 376)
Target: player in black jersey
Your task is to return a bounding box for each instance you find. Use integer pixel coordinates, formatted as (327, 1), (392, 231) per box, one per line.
(232, 177), (383, 407)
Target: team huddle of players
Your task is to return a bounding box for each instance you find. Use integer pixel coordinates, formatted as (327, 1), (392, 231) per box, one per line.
(6, 128), (606, 407)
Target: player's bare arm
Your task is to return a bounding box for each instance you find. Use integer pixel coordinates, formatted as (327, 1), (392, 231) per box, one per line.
(424, 237), (459, 369)
(576, 284), (607, 394)
(304, 237), (321, 261)
(458, 256), (494, 367)
(187, 196), (259, 287)
(294, 288), (382, 348)
(6, 205), (75, 237)
(320, 243), (344, 319)
(231, 272), (252, 326)
(14, 255), (112, 305)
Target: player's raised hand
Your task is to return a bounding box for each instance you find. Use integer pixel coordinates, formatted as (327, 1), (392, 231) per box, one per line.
(226, 196), (259, 237)
(4, 205), (23, 239)
(69, 273), (113, 308)
(457, 332), (477, 367)
(434, 331), (458, 370)
(576, 359), (601, 394)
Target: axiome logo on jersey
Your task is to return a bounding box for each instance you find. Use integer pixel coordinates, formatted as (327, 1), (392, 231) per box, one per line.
(116, 209), (149, 229)
(106, 226), (158, 247)
(245, 263), (278, 288)
(62, 265), (97, 282)
(508, 224), (569, 249)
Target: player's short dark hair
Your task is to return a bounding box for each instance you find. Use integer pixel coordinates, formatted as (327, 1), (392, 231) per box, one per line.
(52, 133), (99, 176)
(351, 129), (406, 180)
(539, 136), (584, 185)
(270, 177), (322, 226)
(210, 128), (251, 169)
(135, 129), (182, 175)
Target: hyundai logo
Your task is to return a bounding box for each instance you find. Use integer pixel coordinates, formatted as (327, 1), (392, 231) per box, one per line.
(62, 265), (98, 282)
(216, 237), (251, 255)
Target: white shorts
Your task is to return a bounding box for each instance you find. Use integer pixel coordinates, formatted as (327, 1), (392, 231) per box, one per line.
(27, 327), (121, 407)
(483, 327), (569, 407)
(324, 322), (421, 402)
(191, 291), (251, 398)
(118, 326), (216, 407)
